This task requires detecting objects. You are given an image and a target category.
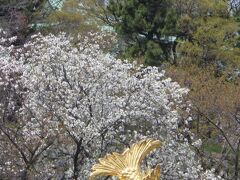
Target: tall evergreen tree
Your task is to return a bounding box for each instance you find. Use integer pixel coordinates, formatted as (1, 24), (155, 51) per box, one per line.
(107, 0), (178, 65)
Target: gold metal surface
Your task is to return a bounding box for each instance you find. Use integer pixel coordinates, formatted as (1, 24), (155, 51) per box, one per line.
(89, 139), (161, 180)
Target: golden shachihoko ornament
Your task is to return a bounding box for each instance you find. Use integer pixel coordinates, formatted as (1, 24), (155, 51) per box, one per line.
(89, 139), (161, 180)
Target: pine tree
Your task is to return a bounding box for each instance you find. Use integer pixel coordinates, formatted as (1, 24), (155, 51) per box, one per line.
(107, 0), (177, 65)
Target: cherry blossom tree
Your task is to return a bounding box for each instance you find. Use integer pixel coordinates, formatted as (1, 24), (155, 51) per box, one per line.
(0, 30), (221, 179)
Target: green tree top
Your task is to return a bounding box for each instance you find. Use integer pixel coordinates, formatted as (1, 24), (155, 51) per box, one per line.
(107, 0), (178, 65)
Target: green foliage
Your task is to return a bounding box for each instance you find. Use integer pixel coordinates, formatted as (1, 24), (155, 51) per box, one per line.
(145, 41), (164, 66)
(203, 143), (224, 154)
(107, 0), (177, 65)
(45, 0), (104, 34)
(176, 0), (240, 69)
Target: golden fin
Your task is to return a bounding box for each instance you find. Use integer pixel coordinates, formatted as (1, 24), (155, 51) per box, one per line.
(89, 139), (161, 180)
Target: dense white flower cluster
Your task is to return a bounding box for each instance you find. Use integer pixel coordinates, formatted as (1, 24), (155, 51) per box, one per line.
(0, 31), (221, 179)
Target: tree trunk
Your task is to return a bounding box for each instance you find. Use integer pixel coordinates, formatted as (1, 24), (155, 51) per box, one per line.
(21, 165), (30, 180)
(73, 140), (82, 180)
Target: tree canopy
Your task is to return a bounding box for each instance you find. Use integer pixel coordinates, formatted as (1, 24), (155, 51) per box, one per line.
(0, 31), (221, 179)
(107, 0), (178, 65)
